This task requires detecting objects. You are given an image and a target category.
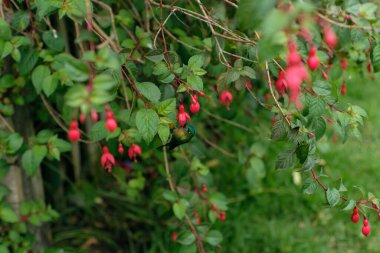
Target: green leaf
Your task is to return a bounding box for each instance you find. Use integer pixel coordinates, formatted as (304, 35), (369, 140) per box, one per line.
(162, 190), (176, 203)
(342, 200), (356, 211)
(312, 80), (331, 96)
(226, 69), (240, 84)
(339, 179), (348, 192)
(0, 159), (9, 180)
(237, 0), (276, 30)
(310, 117), (326, 140)
(209, 193), (228, 210)
(205, 230), (223, 246)
(136, 109), (159, 144)
(0, 206), (18, 223)
(187, 74), (203, 91)
(93, 74), (117, 91)
(0, 18), (11, 40)
(177, 231), (196, 246)
(42, 75), (58, 97)
(6, 133), (23, 154)
(275, 150), (295, 170)
(296, 142), (309, 164)
(173, 200), (187, 220)
(19, 48), (39, 75)
(157, 98), (176, 115)
(21, 145), (48, 176)
(372, 45), (380, 72)
(145, 49), (164, 62)
(65, 85), (88, 107)
(271, 119), (287, 140)
(188, 55), (204, 69)
(326, 188), (340, 207)
(158, 124), (170, 144)
(0, 184), (10, 201)
(303, 178), (317, 195)
(90, 121), (108, 142)
(32, 65), (51, 93)
(42, 31), (65, 52)
(135, 82), (161, 103)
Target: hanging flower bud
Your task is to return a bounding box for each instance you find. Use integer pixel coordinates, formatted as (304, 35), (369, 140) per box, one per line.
(341, 82), (346, 95)
(105, 109), (118, 132)
(219, 90), (233, 110)
(128, 144), (142, 162)
(91, 109), (99, 122)
(307, 46), (319, 71)
(118, 142), (124, 155)
(218, 211), (226, 221)
(176, 104), (191, 126)
(341, 58), (348, 70)
(197, 91), (205, 97)
(79, 113), (86, 124)
(367, 62), (372, 73)
(322, 70), (328, 80)
(323, 26), (338, 49)
(171, 231), (177, 242)
(202, 184), (207, 193)
(190, 94), (200, 114)
(287, 41), (301, 66)
(275, 71), (288, 97)
(68, 120), (81, 142)
(351, 207), (360, 223)
(246, 79), (252, 90)
(264, 93), (270, 102)
(101, 146), (115, 173)
(362, 218), (371, 237)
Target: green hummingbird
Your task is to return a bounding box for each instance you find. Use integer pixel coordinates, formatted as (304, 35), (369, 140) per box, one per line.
(164, 124), (196, 150)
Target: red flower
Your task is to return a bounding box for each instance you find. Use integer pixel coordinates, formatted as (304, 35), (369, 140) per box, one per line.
(177, 104), (191, 126)
(341, 58), (348, 70)
(323, 26), (338, 49)
(190, 94), (201, 114)
(68, 120), (81, 142)
(118, 142), (124, 155)
(307, 46), (319, 71)
(362, 218), (371, 237)
(275, 71), (288, 97)
(101, 146), (115, 173)
(128, 144), (142, 162)
(341, 82), (346, 95)
(219, 90), (233, 110)
(287, 41), (301, 66)
(105, 109), (118, 132)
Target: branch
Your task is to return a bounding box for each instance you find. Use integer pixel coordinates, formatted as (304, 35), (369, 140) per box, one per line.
(265, 62), (291, 126)
(163, 146), (206, 253)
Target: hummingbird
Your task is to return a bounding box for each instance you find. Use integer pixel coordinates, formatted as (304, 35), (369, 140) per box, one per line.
(163, 124), (196, 150)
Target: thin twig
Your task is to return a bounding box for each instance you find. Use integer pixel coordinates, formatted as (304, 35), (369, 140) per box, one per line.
(197, 132), (236, 158)
(163, 146), (206, 253)
(0, 114), (14, 132)
(265, 62), (291, 126)
(195, 0), (231, 67)
(203, 109), (255, 134)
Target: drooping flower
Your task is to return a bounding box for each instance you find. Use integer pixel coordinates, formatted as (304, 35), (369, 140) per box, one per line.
(307, 46), (320, 71)
(128, 144), (142, 162)
(105, 109), (118, 132)
(101, 146), (115, 173)
(189, 94), (200, 114)
(219, 90), (233, 110)
(176, 104), (191, 126)
(323, 26), (338, 49)
(68, 120), (81, 142)
(275, 70), (288, 97)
